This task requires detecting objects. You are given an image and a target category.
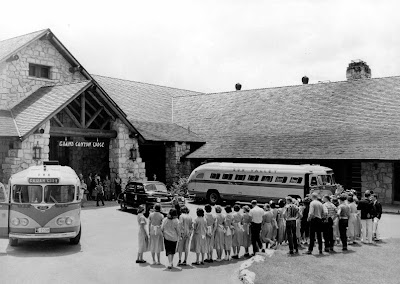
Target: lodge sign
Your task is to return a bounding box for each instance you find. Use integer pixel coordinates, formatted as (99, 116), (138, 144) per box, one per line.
(58, 141), (105, 148)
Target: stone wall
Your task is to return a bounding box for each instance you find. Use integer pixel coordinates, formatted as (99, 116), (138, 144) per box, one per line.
(109, 119), (146, 189)
(165, 142), (193, 187)
(0, 38), (85, 108)
(0, 138), (14, 184)
(361, 162), (392, 204)
(1, 120), (50, 184)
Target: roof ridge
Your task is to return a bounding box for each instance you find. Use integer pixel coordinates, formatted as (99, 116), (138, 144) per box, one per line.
(173, 75), (400, 98)
(93, 74), (202, 94)
(0, 28), (49, 43)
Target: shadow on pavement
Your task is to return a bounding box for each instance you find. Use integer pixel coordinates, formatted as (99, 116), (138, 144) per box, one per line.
(6, 239), (81, 257)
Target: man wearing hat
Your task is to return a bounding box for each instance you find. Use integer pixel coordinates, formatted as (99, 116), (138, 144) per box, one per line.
(249, 200), (264, 255)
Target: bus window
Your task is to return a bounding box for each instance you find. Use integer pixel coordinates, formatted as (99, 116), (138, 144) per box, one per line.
(234, 174), (246, 181)
(261, 176), (273, 182)
(310, 176), (318, 186)
(196, 173), (204, 179)
(222, 174), (233, 180)
(319, 175), (332, 185)
(275, 176), (288, 183)
(44, 185), (75, 203)
(289, 177), (303, 184)
(248, 175), (259, 182)
(210, 173), (221, 179)
(12, 185), (42, 203)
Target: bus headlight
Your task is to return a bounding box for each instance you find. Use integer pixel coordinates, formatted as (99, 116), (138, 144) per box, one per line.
(20, 218), (29, 226)
(65, 217), (74, 225)
(156, 198), (161, 203)
(56, 217), (65, 226)
(11, 218), (20, 226)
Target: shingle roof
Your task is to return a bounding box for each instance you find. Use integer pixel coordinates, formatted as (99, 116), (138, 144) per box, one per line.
(174, 76), (400, 160)
(93, 75), (201, 123)
(0, 29), (48, 62)
(130, 119), (204, 142)
(12, 81), (91, 138)
(93, 74), (204, 142)
(0, 110), (19, 137)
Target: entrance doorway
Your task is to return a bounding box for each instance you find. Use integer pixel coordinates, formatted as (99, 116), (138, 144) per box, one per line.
(393, 162), (400, 202)
(140, 144), (166, 183)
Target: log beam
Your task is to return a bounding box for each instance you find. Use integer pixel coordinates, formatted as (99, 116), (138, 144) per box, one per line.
(81, 93), (86, 127)
(64, 107), (82, 128)
(86, 106), (104, 128)
(50, 127), (117, 138)
(52, 116), (64, 127)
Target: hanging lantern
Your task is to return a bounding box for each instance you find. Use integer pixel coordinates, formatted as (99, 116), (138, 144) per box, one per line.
(129, 147), (137, 160)
(33, 142), (42, 160)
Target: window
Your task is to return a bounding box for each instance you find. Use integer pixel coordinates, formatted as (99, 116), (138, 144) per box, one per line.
(29, 63), (51, 79)
(12, 185), (42, 203)
(196, 173), (204, 179)
(310, 176), (318, 186)
(234, 174), (246, 181)
(222, 174), (233, 180)
(44, 185), (75, 203)
(145, 183), (167, 192)
(125, 183), (135, 192)
(275, 176), (288, 183)
(289, 177), (303, 184)
(210, 173), (221, 179)
(319, 175), (332, 185)
(135, 184), (145, 193)
(248, 175), (259, 182)
(261, 176), (273, 182)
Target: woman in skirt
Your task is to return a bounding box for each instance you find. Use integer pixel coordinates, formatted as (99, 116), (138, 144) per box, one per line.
(214, 205), (225, 261)
(261, 204), (275, 251)
(136, 205), (149, 263)
(161, 208), (180, 269)
(241, 205), (252, 257)
(148, 203), (164, 265)
(347, 195), (358, 244)
(204, 204), (216, 263)
(276, 199), (286, 249)
(231, 204), (244, 259)
(190, 208), (207, 265)
(177, 206), (193, 266)
(224, 205), (234, 261)
(270, 201), (279, 244)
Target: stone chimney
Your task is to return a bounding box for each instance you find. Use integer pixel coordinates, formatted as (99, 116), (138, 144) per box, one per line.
(235, 83), (242, 90)
(302, 76), (309, 84)
(346, 60), (371, 80)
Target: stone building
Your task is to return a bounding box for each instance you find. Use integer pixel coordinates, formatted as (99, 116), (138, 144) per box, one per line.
(1, 30), (400, 204)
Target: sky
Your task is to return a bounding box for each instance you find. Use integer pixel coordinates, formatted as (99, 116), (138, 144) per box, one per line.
(1, 0), (400, 93)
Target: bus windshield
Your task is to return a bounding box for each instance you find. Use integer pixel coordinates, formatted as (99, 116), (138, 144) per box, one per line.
(12, 185), (42, 203)
(44, 185), (75, 203)
(319, 175), (333, 185)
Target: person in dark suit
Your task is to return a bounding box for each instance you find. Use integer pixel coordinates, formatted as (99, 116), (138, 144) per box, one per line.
(371, 194), (382, 241)
(357, 190), (374, 244)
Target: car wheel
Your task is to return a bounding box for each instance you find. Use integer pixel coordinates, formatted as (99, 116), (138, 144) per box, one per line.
(70, 226), (81, 245)
(9, 238), (18, 247)
(207, 190), (220, 205)
(120, 201), (127, 211)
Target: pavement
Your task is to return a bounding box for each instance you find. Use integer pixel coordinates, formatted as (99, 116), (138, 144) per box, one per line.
(382, 204), (400, 214)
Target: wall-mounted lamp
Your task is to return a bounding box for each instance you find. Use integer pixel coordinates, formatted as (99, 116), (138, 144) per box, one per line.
(129, 147), (137, 160)
(33, 142), (42, 160)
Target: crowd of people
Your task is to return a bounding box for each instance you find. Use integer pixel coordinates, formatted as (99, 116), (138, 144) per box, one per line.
(78, 173), (122, 207)
(136, 189), (383, 268)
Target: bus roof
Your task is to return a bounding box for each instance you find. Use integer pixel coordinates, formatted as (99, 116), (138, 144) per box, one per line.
(193, 162), (333, 174)
(9, 164), (80, 185)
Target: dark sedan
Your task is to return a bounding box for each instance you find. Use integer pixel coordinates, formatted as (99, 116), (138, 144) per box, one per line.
(117, 181), (185, 216)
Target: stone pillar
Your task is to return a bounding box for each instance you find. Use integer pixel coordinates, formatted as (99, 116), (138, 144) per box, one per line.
(1, 120), (50, 184)
(361, 162), (393, 204)
(165, 142), (193, 187)
(109, 119), (146, 189)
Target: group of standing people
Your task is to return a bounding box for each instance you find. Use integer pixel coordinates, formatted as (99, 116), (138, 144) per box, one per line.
(136, 189), (383, 267)
(79, 173), (122, 207)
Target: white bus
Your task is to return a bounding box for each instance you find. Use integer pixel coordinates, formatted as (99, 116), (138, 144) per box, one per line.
(187, 163), (337, 204)
(0, 162), (82, 246)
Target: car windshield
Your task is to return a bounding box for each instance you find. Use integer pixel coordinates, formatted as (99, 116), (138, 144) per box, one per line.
(44, 185), (75, 203)
(145, 183), (167, 192)
(12, 185), (42, 203)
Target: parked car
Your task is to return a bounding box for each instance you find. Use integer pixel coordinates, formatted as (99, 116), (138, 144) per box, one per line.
(117, 181), (185, 216)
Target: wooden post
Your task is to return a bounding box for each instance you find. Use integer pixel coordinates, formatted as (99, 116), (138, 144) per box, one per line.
(81, 93), (86, 127)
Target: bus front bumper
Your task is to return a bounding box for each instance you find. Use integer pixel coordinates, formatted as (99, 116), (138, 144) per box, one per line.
(9, 232), (78, 239)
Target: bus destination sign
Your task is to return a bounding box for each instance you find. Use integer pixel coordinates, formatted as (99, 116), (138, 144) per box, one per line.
(28, 178), (60, 184)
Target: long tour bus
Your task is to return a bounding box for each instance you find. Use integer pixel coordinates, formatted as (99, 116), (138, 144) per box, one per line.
(187, 163), (337, 204)
(0, 162), (82, 246)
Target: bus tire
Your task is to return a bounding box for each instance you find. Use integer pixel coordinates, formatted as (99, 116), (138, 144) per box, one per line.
(9, 238), (18, 247)
(207, 190), (220, 205)
(70, 226), (81, 245)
